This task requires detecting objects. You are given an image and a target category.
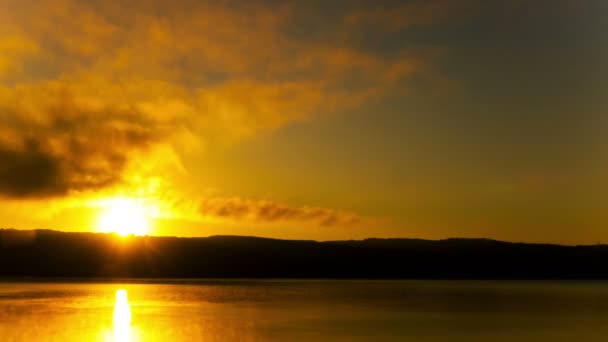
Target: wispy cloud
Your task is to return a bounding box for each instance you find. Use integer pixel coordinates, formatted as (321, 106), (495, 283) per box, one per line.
(200, 197), (367, 227)
(346, 0), (479, 31)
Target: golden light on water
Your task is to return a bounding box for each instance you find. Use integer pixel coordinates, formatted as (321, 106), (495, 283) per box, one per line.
(114, 290), (132, 327)
(97, 198), (155, 236)
(112, 289), (133, 342)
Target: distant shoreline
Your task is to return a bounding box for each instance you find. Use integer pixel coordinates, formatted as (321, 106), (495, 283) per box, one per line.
(4, 278), (608, 284)
(2, 229), (608, 279)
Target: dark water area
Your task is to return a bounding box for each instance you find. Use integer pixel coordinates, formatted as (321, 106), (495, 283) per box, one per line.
(1, 280), (608, 341)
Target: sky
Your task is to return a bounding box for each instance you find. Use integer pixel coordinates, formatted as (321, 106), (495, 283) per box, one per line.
(0, 0), (607, 244)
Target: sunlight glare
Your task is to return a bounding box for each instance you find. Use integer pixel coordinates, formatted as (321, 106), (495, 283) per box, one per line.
(97, 198), (153, 236)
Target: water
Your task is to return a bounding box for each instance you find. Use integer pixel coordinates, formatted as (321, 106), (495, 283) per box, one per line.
(1, 280), (608, 341)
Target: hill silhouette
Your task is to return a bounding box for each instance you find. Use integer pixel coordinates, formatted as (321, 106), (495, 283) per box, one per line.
(1, 229), (607, 279)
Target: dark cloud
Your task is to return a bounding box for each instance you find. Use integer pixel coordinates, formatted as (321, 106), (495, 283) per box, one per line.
(0, 140), (62, 197)
(0, 86), (164, 198)
(200, 197), (363, 227)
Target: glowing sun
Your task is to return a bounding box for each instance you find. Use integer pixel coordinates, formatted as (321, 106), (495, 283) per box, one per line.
(97, 198), (153, 236)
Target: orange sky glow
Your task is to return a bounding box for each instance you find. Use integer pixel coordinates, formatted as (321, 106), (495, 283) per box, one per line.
(0, 0), (607, 244)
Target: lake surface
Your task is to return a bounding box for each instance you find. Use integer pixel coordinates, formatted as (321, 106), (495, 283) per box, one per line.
(1, 280), (608, 341)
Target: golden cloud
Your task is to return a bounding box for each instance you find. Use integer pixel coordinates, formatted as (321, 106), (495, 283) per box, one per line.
(200, 197), (366, 227)
(0, 82), (172, 197)
(0, 0), (444, 198)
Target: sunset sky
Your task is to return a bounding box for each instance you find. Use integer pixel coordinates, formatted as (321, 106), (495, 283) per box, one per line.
(0, 0), (606, 244)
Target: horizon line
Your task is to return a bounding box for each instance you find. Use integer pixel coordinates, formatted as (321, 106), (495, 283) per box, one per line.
(1, 227), (604, 248)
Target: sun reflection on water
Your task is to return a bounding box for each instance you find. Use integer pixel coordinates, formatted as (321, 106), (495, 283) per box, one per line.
(105, 289), (138, 342)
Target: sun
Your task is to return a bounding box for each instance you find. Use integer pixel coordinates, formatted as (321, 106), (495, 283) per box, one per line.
(97, 198), (153, 236)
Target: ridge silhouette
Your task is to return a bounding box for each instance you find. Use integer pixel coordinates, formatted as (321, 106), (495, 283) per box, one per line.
(1, 229), (607, 279)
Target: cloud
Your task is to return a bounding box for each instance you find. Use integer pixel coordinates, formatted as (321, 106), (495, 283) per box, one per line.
(0, 36), (38, 79)
(0, 140), (62, 197)
(200, 197), (365, 227)
(0, 83), (168, 198)
(346, 0), (479, 31)
(0, 0), (443, 199)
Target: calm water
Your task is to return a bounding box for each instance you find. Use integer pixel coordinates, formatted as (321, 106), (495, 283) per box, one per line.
(1, 280), (608, 341)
